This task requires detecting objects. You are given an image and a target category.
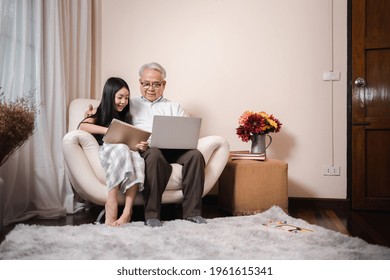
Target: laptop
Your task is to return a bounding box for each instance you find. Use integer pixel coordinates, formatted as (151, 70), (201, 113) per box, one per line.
(103, 119), (151, 151)
(150, 115), (202, 149)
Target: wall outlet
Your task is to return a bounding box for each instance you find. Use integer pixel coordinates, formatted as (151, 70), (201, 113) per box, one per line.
(323, 166), (340, 176)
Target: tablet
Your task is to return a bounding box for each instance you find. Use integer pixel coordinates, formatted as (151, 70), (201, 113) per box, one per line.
(103, 119), (151, 151)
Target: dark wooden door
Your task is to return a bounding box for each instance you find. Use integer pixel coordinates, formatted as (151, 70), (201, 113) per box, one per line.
(351, 0), (390, 210)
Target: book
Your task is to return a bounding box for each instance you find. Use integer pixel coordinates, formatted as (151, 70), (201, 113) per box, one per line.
(230, 151), (266, 161)
(262, 220), (313, 233)
(103, 119), (151, 151)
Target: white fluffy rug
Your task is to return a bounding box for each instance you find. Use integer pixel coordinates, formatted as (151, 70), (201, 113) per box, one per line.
(0, 206), (389, 260)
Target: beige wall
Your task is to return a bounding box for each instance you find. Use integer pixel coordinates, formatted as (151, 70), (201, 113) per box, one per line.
(100, 0), (348, 199)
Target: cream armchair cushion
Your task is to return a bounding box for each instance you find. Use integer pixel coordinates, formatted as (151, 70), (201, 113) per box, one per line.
(62, 98), (230, 206)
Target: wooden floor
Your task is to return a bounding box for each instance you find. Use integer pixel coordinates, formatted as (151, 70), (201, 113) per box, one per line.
(288, 207), (390, 247)
(1, 197), (390, 248)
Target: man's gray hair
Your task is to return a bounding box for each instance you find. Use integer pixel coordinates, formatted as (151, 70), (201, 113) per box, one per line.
(139, 62), (167, 79)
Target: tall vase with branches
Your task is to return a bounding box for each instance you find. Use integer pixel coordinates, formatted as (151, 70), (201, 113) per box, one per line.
(0, 87), (37, 230)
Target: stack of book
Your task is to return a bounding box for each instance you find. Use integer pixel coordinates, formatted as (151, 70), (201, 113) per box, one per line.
(230, 151), (266, 161)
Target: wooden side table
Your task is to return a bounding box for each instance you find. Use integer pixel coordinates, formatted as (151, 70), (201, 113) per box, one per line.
(218, 158), (288, 215)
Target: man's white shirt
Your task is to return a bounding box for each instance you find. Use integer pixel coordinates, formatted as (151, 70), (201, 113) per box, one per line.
(130, 96), (188, 132)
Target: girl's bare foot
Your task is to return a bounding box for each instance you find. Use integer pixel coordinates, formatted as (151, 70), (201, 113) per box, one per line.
(111, 210), (131, 227)
(104, 198), (118, 226)
(107, 184), (137, 227)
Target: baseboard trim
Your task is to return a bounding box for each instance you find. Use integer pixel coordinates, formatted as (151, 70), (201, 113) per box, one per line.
(288, 197), (350, 210)
(206, 195), (351, 211)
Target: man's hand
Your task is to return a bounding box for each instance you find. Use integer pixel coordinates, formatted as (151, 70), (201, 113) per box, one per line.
(84, 104), (95, 118)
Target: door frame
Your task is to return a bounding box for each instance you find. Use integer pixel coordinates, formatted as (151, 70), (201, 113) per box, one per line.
(347, 0), (352, 202)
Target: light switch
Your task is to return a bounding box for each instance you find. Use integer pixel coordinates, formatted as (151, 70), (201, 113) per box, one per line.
(323, 71), (340, 81)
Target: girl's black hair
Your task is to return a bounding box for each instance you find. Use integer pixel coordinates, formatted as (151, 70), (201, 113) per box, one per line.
(94, 77), (131, 126)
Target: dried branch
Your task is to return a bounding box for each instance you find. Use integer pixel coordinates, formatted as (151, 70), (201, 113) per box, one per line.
(0, 88), (37, 166)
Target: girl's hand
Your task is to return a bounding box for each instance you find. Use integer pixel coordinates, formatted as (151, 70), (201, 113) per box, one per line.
(135, 141), (149, 152)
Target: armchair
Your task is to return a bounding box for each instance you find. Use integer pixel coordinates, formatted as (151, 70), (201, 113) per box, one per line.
(62, 98), (230, 209)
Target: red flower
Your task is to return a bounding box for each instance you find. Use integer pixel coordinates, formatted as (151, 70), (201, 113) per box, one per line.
(236, 111), (282, 142)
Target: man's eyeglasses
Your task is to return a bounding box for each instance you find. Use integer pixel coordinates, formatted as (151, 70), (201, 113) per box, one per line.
(140, 81), (165, 89)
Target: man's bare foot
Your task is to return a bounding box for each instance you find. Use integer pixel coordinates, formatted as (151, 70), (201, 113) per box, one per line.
(104, 199), (118, 226)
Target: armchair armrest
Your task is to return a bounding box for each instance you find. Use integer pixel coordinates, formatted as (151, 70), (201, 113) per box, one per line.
(62, 130), (108, 205)
(197, 135), (230, 196)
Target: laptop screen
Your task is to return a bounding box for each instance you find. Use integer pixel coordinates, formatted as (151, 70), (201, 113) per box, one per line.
(150, 116), (202, 149)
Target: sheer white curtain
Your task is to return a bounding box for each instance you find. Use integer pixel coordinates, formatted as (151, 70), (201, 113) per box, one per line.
(0, 0), (95, 225)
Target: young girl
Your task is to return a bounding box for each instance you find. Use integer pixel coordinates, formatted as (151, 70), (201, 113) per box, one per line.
(79, 77), (148, 226)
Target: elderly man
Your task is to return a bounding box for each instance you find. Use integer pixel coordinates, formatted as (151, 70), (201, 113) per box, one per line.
(131, 62), (206, 227)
